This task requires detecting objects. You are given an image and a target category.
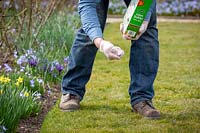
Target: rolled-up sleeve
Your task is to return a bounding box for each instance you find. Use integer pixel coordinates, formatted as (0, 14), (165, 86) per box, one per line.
(144, 0), (156, 22)
(78, 0), (103, 42)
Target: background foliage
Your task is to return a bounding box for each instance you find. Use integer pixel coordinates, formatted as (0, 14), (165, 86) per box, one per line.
(0, 0), (80, 132)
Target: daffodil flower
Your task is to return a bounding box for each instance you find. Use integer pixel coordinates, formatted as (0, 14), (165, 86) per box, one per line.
(24, 91), (30, 97)
(0, 76), (4, 82)
(0, 90), (3, 95)
(0, 76), (11, 83)
(4, 77), (11, 83)
(17, 77), (23, 83)
(15, 82), (20, 86)
(20, 91), (30, 97)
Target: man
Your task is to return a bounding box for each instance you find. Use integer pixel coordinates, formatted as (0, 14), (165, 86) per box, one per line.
(60, 0), (160, 119)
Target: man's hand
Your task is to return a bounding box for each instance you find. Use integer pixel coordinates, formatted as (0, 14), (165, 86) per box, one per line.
(99, 40), (124, 60)
(94, 38), (124, 60)
(120, 21), (149, 40)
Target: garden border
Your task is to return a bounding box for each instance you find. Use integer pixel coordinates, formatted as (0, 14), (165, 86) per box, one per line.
(107, 16), (200, 23)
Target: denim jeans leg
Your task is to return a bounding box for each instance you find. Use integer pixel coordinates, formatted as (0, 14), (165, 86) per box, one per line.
(123, 0), (131, 7)
(61, 0), (109, 100)
(129, 2), (159, 106)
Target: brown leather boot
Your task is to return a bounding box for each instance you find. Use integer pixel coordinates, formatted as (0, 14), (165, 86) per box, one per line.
(59, 93), (80, 112)
(132, 101), (160, 119)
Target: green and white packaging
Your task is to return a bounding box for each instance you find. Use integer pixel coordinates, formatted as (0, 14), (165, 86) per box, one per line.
(123, 0), (152, 37)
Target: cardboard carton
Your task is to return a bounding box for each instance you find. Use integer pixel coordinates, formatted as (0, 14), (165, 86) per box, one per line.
(123, 0), (152, 37)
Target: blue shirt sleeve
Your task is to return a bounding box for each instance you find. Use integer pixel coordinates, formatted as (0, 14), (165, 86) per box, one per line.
(78, 0), (103, 42)
(144, 0), (156, 22)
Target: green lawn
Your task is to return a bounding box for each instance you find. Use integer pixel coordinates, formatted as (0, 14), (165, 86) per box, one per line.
(41, 22), (200, 132)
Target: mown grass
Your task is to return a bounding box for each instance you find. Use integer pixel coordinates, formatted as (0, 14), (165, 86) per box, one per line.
(41, 22), (200, 132)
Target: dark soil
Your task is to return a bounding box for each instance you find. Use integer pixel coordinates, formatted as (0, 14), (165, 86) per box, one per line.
(17, 84), (61, 133)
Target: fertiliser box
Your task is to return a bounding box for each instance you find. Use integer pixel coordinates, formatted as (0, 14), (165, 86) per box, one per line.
(123, 0), (152, 38)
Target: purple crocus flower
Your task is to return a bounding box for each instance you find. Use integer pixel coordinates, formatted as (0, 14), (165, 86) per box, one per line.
(26, 49), (34, 56)
(17, 55), (28, 65)
(64, 56), (69, 64)
(49, 60), (58, 73)
(33, 92), (41, 100)
(49, 64), (55, 73)
(14, 51), (18, 58)
(20, 66), (25, 72)
(55, 63), (64, 73)
(28, 58), (38, 67)
(4, 64), (12, 72)
(30, 79), (35, 87)
(37, 78), (43, 84)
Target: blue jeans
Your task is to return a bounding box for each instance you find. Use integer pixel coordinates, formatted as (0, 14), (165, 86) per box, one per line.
(62, 0), (159, 106)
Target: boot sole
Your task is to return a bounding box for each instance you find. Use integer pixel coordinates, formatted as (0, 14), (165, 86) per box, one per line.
(59, 104), (80, 112)
(61, 108), (79, 112)
(132, 109), (161, 119)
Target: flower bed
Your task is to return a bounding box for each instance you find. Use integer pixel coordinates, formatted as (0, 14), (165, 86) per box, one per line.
(0, 4), (80, 132)
(0, 75), (40, 132)
(157, 0), (200, 16)
(108, 0), (200, 17)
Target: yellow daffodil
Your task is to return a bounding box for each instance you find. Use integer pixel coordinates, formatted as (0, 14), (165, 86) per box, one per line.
(15, 82), (20, 86)
(17, 77), (23, 83)
(0, 76), (11, 83)
(24, 91), (29, 97)
(15, 77), (24, 86)
(0, 76), (4, 82)
(4, 77), (11, 83)
(0, 90), (3, 95)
